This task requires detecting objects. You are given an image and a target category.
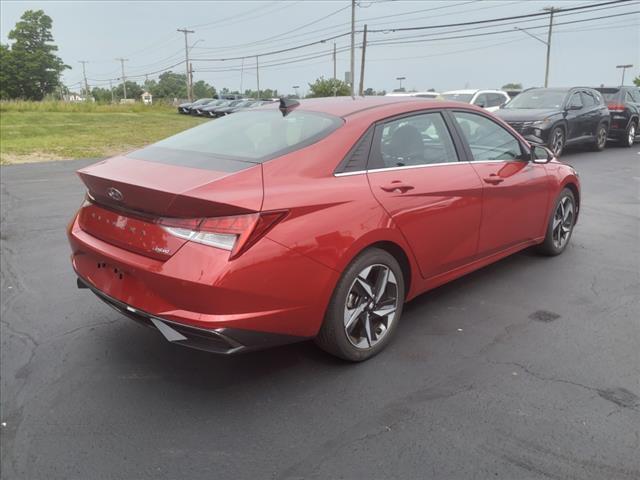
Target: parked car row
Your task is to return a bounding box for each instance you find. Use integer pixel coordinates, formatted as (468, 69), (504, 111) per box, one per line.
(177, 97), (275, 117)
(494, 86), (639, 155)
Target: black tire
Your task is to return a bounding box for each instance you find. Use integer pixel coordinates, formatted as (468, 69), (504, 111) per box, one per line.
(315, 248), (405, 362)
(590, 122), (608, 151)
(548, 126), (565, 157)
(623, 120), (637, 148)
(537, 188), (577, 256)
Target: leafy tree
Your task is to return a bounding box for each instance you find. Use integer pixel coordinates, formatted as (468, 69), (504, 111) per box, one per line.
(244, 88), (278, 99)
(502, 82), (523, 90)
(2, 10), (69, 100)
(113, 81), (143, 100)
(91, 86), (113, 103)
(149, 71), (187, 99)
(633, 76), (640, 87)
(307, 77), (350, 98)
(192, 80), (216, 98)
(0, 44), (18, 99)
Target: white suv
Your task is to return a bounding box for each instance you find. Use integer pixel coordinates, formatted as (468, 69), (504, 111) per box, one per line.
(441, 89), (510, 112)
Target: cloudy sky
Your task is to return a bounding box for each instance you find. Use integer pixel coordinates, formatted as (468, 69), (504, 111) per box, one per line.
(1, 0), (638, 95)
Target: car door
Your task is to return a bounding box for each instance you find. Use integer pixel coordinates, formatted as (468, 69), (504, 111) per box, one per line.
(580, 90), (602, 136)
(565, 91), (587, 140)
(449, 110), (551, 256)
(366, 110), (484, 279)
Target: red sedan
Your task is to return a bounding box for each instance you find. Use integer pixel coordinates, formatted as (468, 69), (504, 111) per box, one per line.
(68, 97), (580, 361)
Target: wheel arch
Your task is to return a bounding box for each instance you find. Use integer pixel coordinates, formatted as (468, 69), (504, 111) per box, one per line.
(366, 240), (413, 298)
(563, 181), (580, 222)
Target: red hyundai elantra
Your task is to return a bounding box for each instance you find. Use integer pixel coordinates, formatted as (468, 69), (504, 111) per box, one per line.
(68, 97), (580, 361)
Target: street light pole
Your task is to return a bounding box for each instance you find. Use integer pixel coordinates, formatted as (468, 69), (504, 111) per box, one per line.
(616, 64), (633, 85)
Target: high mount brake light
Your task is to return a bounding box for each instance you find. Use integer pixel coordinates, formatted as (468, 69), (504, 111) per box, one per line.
(161, 211), (287, 258)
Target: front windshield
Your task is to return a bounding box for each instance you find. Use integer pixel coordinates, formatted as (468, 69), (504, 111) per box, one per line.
(504, 90), (567, 109)
(129, 109), (343, 167)
(442, 93), (473, 103)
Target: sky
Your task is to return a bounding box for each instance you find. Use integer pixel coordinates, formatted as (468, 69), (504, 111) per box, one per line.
(1, 0), (638, 96)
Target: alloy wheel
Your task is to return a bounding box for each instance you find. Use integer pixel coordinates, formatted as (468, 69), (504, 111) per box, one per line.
(551, 129), (564, 156)
(552, 195), (575, 250)
(343, 264), (399, 349)
(628, 124), (636, 147)
(597, 126), (607, 149)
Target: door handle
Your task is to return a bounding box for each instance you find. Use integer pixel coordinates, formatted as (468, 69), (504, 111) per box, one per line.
(483, 175), (504, 185)
(380, 182), (415, 193)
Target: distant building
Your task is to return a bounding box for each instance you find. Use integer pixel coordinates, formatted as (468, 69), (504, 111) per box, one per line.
(141, 91), (153, 105)
(64, 92), (93, 102)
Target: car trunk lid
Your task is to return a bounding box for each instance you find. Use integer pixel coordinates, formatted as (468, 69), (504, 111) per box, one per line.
(76, 155), (263, 260)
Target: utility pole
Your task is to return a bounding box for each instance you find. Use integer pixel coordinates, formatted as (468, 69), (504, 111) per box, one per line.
(109, 79), (115, 103)
(115, 58), (128, 100)
(189, 62), (194, 100)
(616, 64), (633, 85)
(240, 58), (244, 94)
(256, 56), (260, 100)
(350, 0), (356, 97)
(543, 7), (559, 88)
(177, 28), (195, 101)
(333, 42), (337, 80)
(78, 60), (89, 99)
(359, 24), (368, 96)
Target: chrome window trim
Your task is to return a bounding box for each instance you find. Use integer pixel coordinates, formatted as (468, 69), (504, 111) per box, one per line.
(333, 158), (529, 177)
(334, 161), (471, 177)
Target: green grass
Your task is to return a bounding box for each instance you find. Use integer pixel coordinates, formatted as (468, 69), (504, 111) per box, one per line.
(0, 101), (207, 164)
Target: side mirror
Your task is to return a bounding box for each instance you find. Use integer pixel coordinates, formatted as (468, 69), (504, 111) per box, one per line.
(566, 105), (582, 111)
(531, 145), (554, 164)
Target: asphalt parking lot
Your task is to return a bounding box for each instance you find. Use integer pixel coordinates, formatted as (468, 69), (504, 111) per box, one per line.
(1, 145), (639, 480)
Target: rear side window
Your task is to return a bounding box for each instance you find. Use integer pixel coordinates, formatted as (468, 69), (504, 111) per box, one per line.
(370, 112), (459, 170)
(453, 111), (524, 161)
(581, 91), (597, 107)
(129, 110), (342, 170)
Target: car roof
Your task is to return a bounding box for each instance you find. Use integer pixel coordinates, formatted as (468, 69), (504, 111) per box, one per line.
(442, 89), (478, 95)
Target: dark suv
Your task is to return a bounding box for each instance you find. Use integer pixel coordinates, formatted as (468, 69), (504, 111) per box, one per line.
(594, 86), (640, 147)
(494, 87), (610, 156)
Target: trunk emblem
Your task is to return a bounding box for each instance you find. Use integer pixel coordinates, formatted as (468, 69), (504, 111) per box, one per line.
(107, 187), (123, 201)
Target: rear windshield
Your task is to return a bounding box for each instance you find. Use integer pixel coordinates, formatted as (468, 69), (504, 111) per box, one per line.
(596, 88), (621, 101)
(129, 109), (342, 170)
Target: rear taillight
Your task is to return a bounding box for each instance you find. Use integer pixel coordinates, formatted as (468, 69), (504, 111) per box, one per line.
(160, 211), (287, 258)
(607, 103), (625, 112)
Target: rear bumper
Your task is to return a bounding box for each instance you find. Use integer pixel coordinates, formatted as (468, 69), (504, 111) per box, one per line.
(68, 214), (339, 339)
(77, 277), (304, 354)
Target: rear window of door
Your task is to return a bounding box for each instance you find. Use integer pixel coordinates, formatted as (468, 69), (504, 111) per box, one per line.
(452, 111), (525, 161)
(369, 111), (459, 170)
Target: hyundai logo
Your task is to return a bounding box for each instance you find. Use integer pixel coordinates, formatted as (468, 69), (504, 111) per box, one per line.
(107, 187), (123, 202)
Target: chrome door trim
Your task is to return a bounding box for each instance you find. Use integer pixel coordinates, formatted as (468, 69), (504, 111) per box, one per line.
(334, 161), (470, 177)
